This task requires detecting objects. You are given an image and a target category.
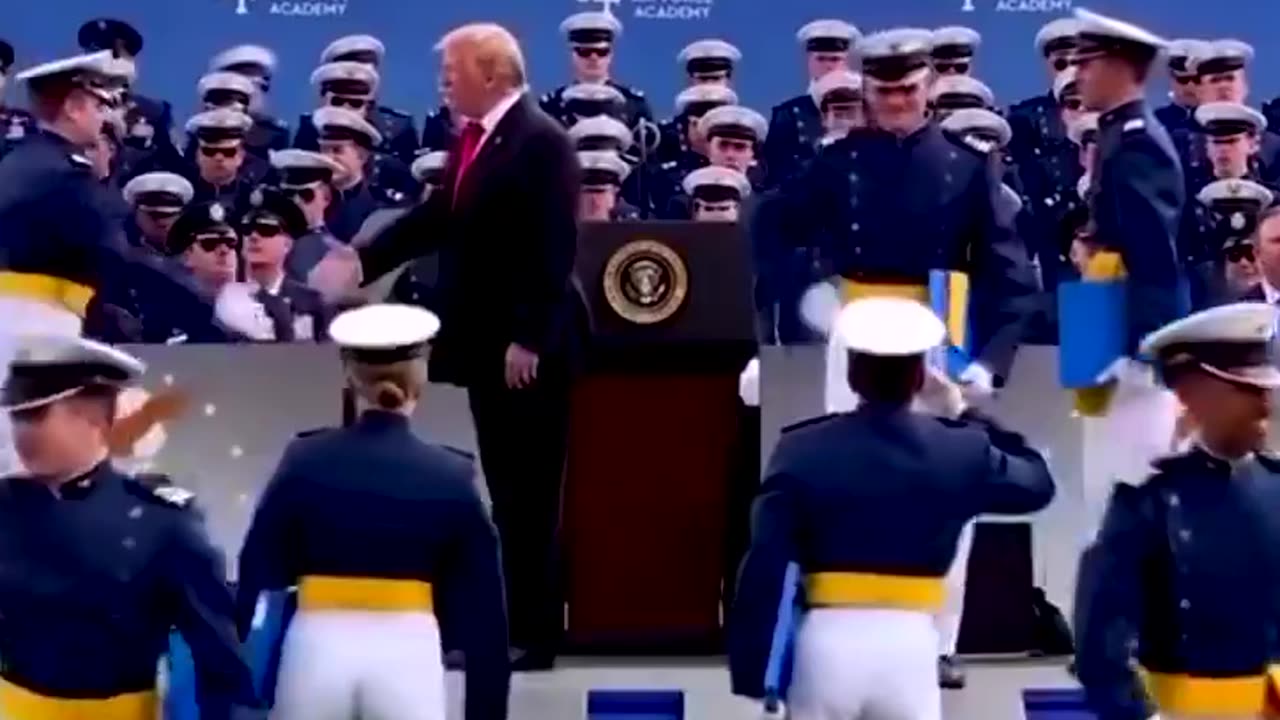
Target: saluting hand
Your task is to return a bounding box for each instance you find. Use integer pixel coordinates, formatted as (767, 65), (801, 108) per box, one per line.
(308, 245), (363, 303)
(505, 343), (539, 389)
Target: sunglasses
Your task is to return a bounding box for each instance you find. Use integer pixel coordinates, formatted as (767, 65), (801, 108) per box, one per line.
(199, 145), (240, 159)
(1224, 244), (1256, 263)
(573, 46), (611, 59)
(195, 235), (239, 252)
(141, 208), (181, 220)
(246, 221), (284, 238)
(282, 186), (318, 203)
(329, 96), (368, 110)
(934, 62), (970, 75)
(1173, 74), (1200, 86)
(1052, 57), (1075, 73)
(1062, 98), (1084, 112)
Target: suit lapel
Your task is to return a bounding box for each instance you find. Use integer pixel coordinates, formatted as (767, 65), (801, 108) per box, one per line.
(452, 95), (528, 210)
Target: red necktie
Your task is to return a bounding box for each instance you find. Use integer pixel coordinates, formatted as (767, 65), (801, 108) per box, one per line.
(452, 121), (485, 198)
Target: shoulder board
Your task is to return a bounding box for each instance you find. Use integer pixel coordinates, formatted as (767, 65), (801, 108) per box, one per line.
(441, 445), (476, 462)
(1123, 118), (1146, 134)
(125, 478), (195, 508)
(378, 105), (411, 119)
(781, 412), (839, 434)
(68, 153), (92, 168)
(294, 427), (334, 440)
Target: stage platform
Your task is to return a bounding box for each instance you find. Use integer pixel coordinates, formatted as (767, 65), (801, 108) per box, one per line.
(439, 658), (1076, 719)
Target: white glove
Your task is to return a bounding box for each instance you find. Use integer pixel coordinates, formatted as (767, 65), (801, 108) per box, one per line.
(307, 244), (363, 303)
(215, 283), (275, 341)
(958, 362), (995, 402)
(739, 357), (760, 407)
(799, 281), (841, 337)
(1095, 357), (1154, 388)
(760, 700), (786, 719)
(914, 366), (967, 419)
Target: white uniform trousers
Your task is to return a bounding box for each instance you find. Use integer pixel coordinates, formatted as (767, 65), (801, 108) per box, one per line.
(0, 298), (83, 477)
(935, 521), (975, 657)
(1161, 715), (1265, 720)
(789, 608), (942, 720)
(1078, 378), (1179, 545)
(272, 610), (447, 720)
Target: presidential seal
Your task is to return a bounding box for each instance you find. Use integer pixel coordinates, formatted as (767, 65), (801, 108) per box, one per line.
(602, 239), (689, 324)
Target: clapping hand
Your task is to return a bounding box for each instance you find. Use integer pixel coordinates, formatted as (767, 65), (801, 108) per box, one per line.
(915, 365), (967, 419)
(307, 244), (363, 303)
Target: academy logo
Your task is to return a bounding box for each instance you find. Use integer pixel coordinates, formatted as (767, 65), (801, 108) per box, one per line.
(578, 0), (713, 21)
(961, 0), (1071, 11)
(232, 0), (348, 18)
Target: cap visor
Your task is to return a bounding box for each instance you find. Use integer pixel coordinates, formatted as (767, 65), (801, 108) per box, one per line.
(1201, 363), (1280, 389)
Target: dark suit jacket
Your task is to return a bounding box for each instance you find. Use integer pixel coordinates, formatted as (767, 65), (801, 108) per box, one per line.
(358, 94), (584, 387)
(1239, 283), (1266, 302)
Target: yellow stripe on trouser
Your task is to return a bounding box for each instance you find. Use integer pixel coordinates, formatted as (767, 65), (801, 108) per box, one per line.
(1072, 251), (1127, 417)
(1140, 668), (1276, 717)
(0, 272), (94, 318)
(297, 575), (435, 612)
(806, 572), (946, 612)
(0, 679), (155, 720)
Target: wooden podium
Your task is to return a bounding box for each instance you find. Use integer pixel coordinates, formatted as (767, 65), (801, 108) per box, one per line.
(564, 221), (756, 653)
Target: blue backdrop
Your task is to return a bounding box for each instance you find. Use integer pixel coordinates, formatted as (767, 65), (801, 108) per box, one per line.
(6, 0), (1279, 124)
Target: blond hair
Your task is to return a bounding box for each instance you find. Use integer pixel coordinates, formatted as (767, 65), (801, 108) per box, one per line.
(435, 23), (527, 88)
(348, 358), (427, 411)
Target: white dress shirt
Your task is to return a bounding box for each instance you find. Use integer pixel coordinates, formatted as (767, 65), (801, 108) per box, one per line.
(473, 88), (526, 153)
(1262, 278), (1280, 304)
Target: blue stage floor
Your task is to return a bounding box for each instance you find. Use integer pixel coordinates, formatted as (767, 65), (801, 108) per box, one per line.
(441, 658), (1077, 720)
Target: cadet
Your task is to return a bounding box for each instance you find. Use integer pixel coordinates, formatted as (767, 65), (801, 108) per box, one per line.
(683, 165), (751, 223)
(314, 34), (419, 164)
(1069, 7), (1188, 546)
(198, 71), (258, 115)
(1187, 178), (1273, 309)
(577, 150), (637, 222)
(1154, 39), (1208, 134)
(0, 40), (35, 159)
(1184, 101), (1276, 194)
(729, 297), (1054, 719)
(791, 28), (1035, 418)
(763, 20), (859, 193)
(679, 39), (742, 87)
(312, 105), (406, 243)
(121, 170), (194, 254)
(1074, 301), (1280, 720)
(928, 75), (995, 120)
(542, 12), (652, 132)
(1179, 42), (1279, 187)
(77, 19), (178, 165)
(1007, 18), (1080, 183)
(297, 56), (416, 165)
(270, 148), (344, 281)
(0, 333), (261, 717)
(653, 83), (738, 168)
(236, 303), (509, 720)
(660, 104), (766, 218)
(929, 26), (981, 76)
(810, 70), (864, 149)
(209, 45), (289, 159)
(568, 114), (634, 154)
(182, 107), (268, 215)
(557, 82), (628, 125)
(0, 50), (225, 342)
(411, 149), (448, 202)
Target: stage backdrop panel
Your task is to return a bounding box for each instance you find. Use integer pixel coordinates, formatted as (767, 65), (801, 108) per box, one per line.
(6, 0), (1279, 124)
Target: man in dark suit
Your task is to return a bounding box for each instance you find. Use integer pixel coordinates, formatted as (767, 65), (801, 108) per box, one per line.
(309, 22), (582, 672)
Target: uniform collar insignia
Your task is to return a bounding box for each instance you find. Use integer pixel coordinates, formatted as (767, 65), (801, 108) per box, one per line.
(152, 485), (194, 507)
(68, 153), (92, 167)
(1122, 118), (1145, 133)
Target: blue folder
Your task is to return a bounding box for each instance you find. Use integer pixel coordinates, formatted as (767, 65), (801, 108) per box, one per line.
(1057, 279), (1127, 388)
(165, 632), (199, 720)
(586, 689), (684, 720)
(762, 562), (803, 711)
(247, 590), (296, 707)
(928, 270), (973, 381)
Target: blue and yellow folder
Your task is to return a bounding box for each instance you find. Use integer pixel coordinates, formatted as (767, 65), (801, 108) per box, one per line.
(1058, 279), (1127, 390)
(927, 270), (973, 381)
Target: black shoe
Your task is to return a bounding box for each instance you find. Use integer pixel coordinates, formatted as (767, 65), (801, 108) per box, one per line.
(510, 647), (556, 672)
(938, 655), (966, 690)
(444, 650), (465, 671)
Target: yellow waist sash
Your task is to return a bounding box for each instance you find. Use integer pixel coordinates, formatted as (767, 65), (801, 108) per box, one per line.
(0, 679), (155, 720)
(0, 272), (94, 318)
(1140, 667), (1279, 717)
(297, 575), (435, 613)
(806, 571), (946, 612)
(840, 279), (929, 304)
(840, 274), (970, 351)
